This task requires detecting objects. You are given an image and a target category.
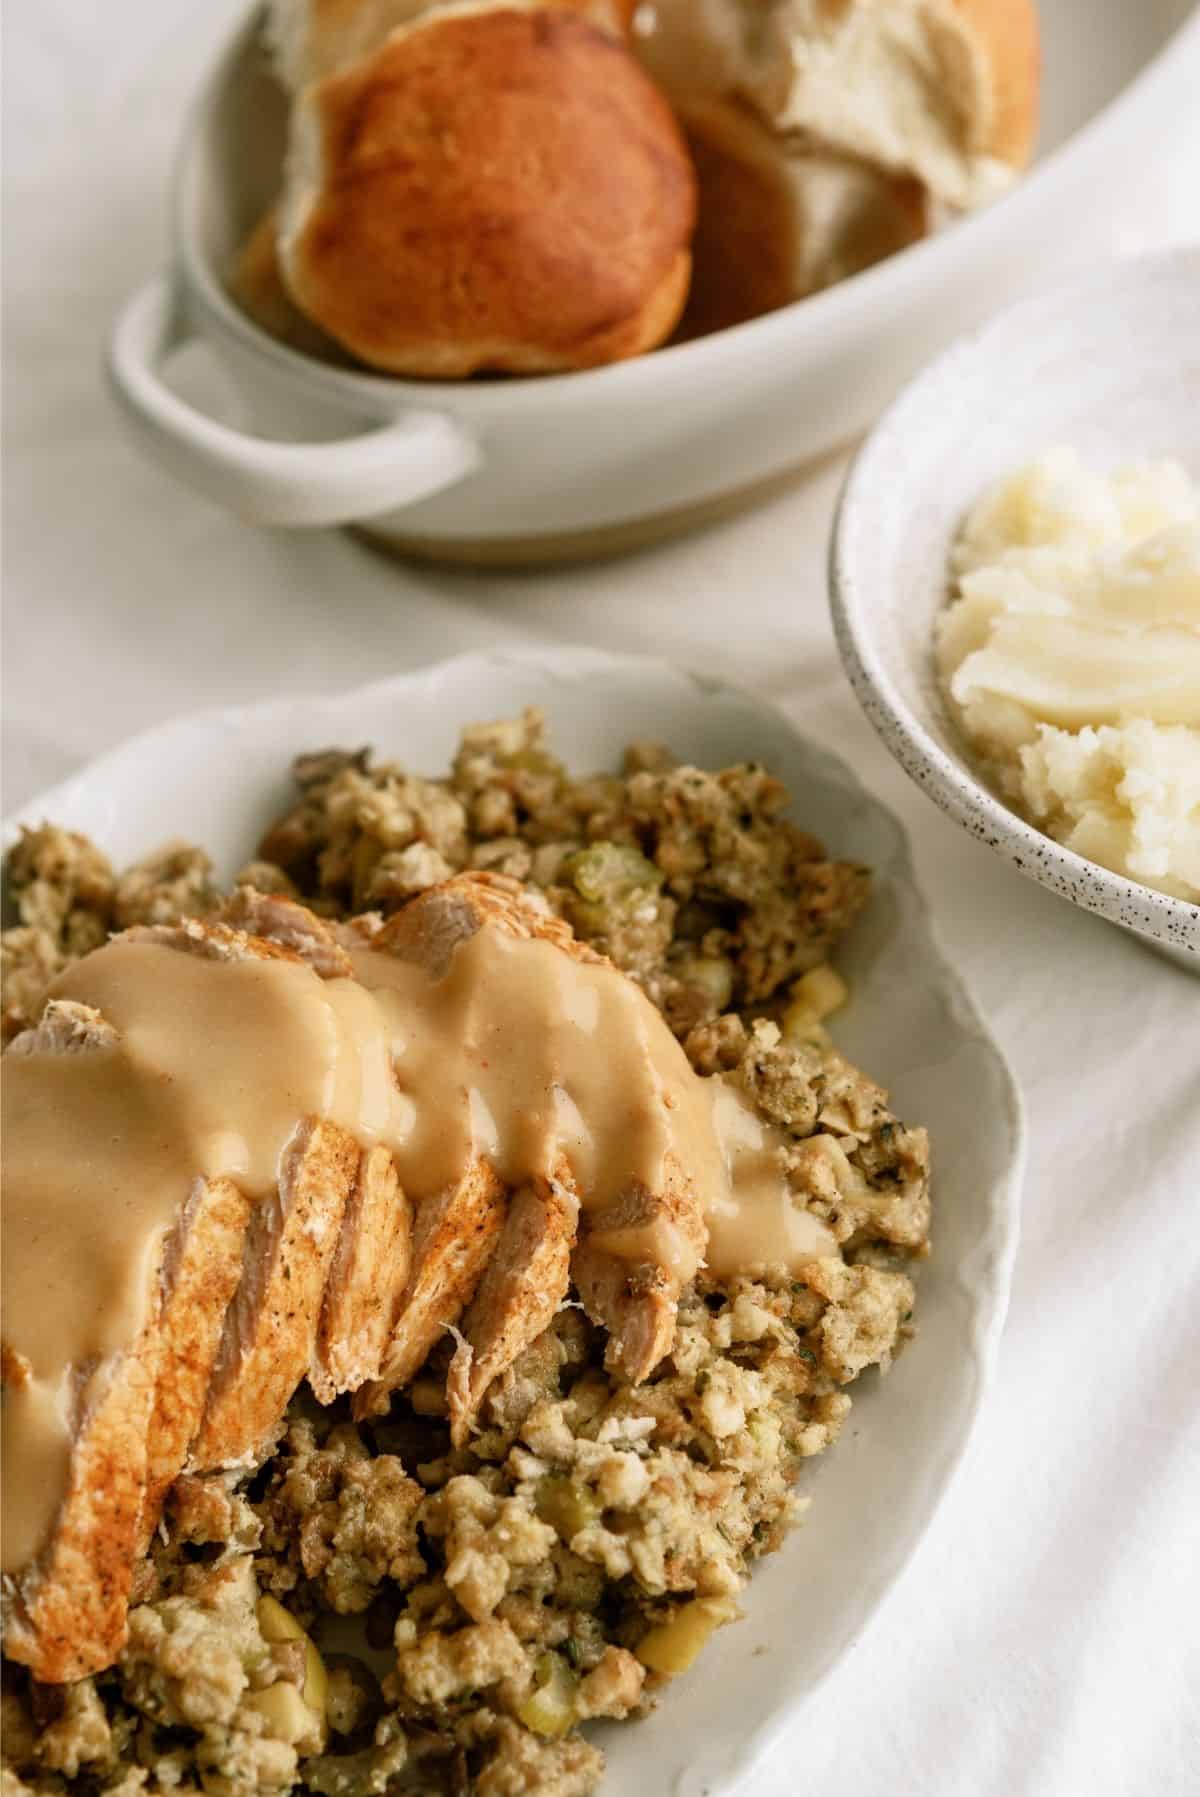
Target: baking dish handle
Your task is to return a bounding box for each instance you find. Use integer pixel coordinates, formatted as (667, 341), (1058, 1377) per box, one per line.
(106, 275), (481, 528)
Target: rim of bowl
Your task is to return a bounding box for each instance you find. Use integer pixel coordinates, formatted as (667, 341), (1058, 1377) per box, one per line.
(171, 3), (1200, 419)
(828, 246), (1200, 954)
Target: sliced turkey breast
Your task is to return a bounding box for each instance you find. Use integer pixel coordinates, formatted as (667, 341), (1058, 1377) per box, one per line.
(355, 873), (707, 1397)
(3, 1005), (250, 1681)
(3, 875), (718, 1682)
(447, 1166), (579, 1446)
(188, 1115), (359, 1469)
(311, 1143), (413, 1403)
(352, 1153), (508, 1418)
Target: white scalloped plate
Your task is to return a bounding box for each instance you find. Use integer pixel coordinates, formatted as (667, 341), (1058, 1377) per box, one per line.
(2, 648), (1024, 1795)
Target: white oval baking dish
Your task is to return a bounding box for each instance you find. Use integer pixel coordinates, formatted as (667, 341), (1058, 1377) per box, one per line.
(105, 0), (1200, 562)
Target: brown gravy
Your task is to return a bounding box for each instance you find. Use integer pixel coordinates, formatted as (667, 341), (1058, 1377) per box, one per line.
(2, 917), (833, 1570)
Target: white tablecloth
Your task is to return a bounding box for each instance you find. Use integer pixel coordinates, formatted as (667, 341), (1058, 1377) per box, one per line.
(4, 5), (1200, 1792)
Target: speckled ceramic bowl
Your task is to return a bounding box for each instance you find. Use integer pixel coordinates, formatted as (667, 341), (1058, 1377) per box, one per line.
(829, 247), (1200, 972)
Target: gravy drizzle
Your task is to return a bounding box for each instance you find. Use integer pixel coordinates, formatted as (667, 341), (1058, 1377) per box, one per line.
(2, 920), (834, 1570)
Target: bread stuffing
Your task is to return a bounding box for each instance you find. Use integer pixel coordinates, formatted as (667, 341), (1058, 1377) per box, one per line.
(1, 712), (929, 1794)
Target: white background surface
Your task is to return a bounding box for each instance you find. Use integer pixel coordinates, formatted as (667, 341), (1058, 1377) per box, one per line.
(4, 5), (1200, 1794)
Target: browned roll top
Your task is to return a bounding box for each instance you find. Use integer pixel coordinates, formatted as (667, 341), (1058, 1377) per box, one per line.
(279, 5), (698, 376)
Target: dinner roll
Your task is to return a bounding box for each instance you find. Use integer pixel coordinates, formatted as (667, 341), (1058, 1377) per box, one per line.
(676, 96), (929, 340)
(267, 0), (635, 90)
(277, 1), (697, 376)
(228, 208), (341, 358)
(638, 0), (1040, 210)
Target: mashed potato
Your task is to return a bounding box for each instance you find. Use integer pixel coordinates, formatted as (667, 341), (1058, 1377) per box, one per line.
(937, 449), (1200, 902)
